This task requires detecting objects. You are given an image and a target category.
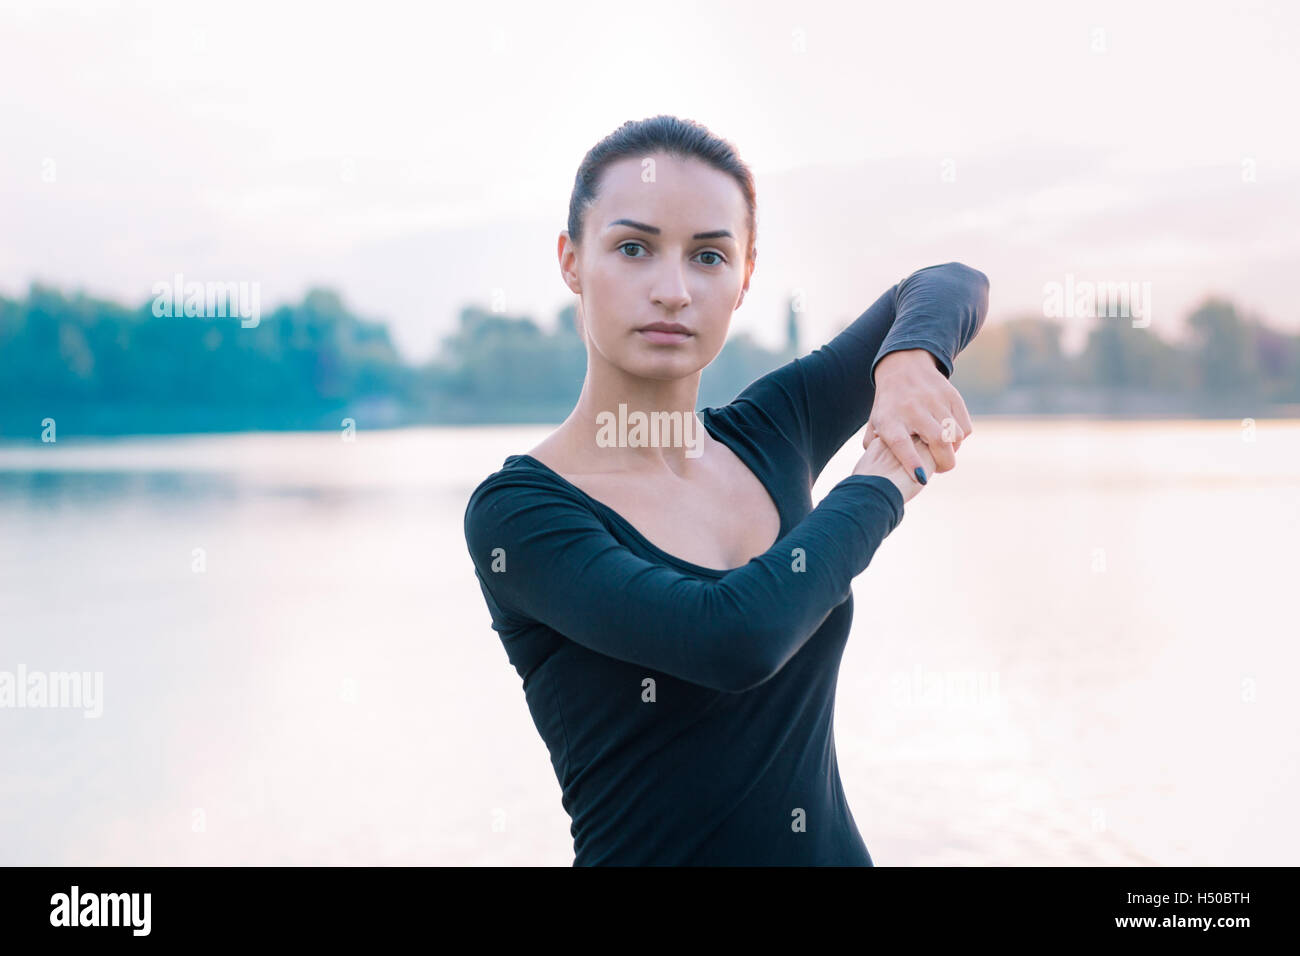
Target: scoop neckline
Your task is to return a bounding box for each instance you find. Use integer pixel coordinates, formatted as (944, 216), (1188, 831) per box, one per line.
(503, 407), (786, 577)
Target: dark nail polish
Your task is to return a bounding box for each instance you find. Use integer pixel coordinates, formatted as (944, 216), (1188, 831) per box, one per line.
(914, 467), (927, 485)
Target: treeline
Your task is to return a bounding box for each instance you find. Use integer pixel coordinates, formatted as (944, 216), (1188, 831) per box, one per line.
(0, 284), (799, 436)
(954, 298), (1300, 416)
(0, 285), (417, 435)
(0, 283), (1296, 437)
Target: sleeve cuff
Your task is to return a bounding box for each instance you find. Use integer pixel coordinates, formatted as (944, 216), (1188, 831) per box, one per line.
(870, 340), (954, 388)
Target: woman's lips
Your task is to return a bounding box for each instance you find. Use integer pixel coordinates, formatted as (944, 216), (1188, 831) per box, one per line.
(637, 329), (692, 345)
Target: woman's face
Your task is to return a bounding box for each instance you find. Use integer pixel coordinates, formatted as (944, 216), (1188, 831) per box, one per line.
(561, 151), (753, 382)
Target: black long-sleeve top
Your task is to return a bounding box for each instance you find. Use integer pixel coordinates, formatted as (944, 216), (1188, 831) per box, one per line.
(463, 262), (990, 865)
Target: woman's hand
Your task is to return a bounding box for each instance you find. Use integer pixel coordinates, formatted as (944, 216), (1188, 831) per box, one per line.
(865, 349), (973, 486)
(852, 433), (938, 505)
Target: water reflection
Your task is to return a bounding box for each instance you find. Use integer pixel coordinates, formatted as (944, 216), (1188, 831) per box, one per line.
(0, 421), (1296, 866)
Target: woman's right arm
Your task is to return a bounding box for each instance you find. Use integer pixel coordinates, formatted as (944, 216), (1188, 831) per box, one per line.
(463, 470), (907, 694)
(854, 432), (940, 506)
(719, 262), (989, 483)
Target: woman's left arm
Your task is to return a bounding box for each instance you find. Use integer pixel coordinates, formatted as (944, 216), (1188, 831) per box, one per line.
(864, 262), (990, 486)
(870, 262), (990, 388)
(718, 261), (989, 485)
(795, 261), (989, 479)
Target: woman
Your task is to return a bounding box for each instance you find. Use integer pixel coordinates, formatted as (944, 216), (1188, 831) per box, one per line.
(463, 115), (989, 865)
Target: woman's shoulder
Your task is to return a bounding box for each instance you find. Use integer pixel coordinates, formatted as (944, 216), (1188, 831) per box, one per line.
(464, 454), (594, 536)
(462, 454), (623, 592)
(467, 453), (567, 501)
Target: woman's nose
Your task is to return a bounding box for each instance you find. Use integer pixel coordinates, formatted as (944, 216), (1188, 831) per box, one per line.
(650, 265), (690, 310)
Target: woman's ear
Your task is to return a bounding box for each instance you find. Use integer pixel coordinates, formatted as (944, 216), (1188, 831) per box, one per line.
(735, 258), (754, 309)
(558, 231), (582, 294)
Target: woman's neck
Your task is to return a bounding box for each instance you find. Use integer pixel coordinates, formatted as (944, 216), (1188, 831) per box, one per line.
(539, 367), (711, 476)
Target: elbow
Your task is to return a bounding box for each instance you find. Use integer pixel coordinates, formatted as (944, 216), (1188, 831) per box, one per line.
(944, 261), (990, 328)
(719, 660), (777, 695)
(712, 621), (790, 694)
(938, 261), (990, 293)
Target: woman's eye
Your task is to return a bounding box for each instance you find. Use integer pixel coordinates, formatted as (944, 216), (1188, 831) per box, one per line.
(618, 242), (723, 265)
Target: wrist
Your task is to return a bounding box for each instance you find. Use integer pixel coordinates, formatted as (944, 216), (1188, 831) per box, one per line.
(875, 348), (939, 380)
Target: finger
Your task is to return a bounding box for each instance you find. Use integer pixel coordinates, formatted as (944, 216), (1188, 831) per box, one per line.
(936, 414), (966, 446)
(938, 414), (968, 464)
(911, 434), (941, 476)
(914, 416), (958, 473)
(947, 387), (974, 439)
(912, 433), (940, 469)
(879, 422), (929, 485)
(862, 420), (876, 449)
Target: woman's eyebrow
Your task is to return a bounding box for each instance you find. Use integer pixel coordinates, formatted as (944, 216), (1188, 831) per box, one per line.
(607, 218), (734, 241)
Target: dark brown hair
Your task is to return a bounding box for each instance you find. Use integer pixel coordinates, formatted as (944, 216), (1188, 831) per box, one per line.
(566, 115), (757, 265)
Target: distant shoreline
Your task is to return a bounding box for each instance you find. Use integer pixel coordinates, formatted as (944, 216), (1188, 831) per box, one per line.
(3, 407), (1299, 445)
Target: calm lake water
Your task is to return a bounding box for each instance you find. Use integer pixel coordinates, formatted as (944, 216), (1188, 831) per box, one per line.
(1, 420), (1297, 865)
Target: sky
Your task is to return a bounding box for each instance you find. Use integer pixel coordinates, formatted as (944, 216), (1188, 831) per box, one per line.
(1, 0), (1297, 362)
